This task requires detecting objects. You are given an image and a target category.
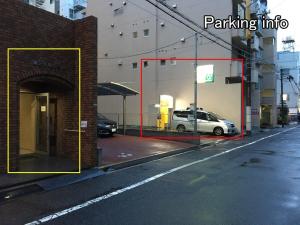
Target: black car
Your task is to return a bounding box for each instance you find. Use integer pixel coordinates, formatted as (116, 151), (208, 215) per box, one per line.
(97, 114), (118, 136)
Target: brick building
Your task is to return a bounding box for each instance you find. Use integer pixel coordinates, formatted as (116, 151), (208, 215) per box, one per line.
(0, 0), (97, 172)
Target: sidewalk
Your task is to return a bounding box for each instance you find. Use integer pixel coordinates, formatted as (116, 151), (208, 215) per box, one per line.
(1, 125), (297, 202)
(0, 134), (218, 191)
(3, 124), (293, 191)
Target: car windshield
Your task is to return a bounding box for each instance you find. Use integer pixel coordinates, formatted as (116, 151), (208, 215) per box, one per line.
(209, 112), (225, 120)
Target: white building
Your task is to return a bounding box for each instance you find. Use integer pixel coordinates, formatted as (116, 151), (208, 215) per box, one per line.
(277, 51), (300, 120)
(24, 0), (56, 13)
(260, 27), (278, 127)
(23, 0), (86, 20)
(86, 0), (277, 133)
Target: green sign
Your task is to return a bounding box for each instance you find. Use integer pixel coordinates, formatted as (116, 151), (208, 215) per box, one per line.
(197, 64), (214, 83)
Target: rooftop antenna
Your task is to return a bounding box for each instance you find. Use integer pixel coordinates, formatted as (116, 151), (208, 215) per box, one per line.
(282, 36), (295, 52)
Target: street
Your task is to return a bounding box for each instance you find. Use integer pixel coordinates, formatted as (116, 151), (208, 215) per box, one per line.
(0, 126), (299, 225)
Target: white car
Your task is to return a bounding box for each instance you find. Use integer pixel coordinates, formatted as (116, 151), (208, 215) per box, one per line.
(172, 110), (237, 136)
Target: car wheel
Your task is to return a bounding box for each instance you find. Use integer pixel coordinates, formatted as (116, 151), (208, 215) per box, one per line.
(213, 127), (224, 136)
(177, 125), (186, 132)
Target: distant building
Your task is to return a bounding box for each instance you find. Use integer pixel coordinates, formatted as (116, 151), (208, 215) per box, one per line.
(23, 0), (86, 20)
(260, 28), (278, 127)
(277, 51), (300, 121)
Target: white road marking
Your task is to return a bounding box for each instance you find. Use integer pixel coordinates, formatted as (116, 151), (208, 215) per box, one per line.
(25, 127), (298, 225)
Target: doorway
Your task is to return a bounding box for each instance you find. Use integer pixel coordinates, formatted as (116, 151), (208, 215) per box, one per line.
(20, 92), (52, 155)
(261, 105), (272, 128)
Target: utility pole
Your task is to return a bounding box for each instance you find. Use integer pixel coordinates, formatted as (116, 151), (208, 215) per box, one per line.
(194, 33), (198, 136)
(280, 68), (292, 128)
(280, 69), (284, 128)
(246, 0), (252, 135)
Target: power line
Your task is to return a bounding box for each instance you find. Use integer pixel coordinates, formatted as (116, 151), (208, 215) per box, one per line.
(153, 0), (251, 58)
(99, 0), (276, 66)
(127, 0), (193, 34)
(98, 34), (195, 59)
(144, 0), (234, 53)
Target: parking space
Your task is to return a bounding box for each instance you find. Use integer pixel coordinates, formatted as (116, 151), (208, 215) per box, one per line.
(98, 135), (196, 166)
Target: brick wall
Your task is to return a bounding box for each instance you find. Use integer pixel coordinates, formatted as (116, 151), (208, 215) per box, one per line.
(0, 0), (97, 172)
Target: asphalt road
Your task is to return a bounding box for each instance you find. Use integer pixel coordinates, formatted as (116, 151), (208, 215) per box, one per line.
(1, 126), (300, 225)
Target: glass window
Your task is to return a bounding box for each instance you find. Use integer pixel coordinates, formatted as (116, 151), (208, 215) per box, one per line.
(133, 31), (138, 38)
(144, 29), (149, 37)
(197, 112), (208, 120)
(143, 61), (148, 67)
(69, 9), (74, 19)
(174, 111), (188, 118)
(207, 114), (219, 122)
(132, 62), (138, 69)
(160, 60), (166, 66)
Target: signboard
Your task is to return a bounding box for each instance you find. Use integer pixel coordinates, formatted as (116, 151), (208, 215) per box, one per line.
(197, 64), (214, 83)
(41, 106), (46, 112)
(81, 121), (88, 128)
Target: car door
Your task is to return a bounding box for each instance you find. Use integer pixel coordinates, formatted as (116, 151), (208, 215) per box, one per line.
(197, 112), (210, 132)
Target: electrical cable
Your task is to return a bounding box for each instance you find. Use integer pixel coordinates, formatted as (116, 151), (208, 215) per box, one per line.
(153, 0), (251, 57)
(144, 0), (235, 54)
(98, 33), (195, 59)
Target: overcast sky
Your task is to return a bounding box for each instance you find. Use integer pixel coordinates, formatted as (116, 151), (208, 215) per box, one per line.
(268, 0), (299, 51)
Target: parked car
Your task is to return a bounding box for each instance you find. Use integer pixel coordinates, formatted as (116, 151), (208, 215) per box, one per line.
(97, 114), (118, 137)
(172, 110), (237, 136)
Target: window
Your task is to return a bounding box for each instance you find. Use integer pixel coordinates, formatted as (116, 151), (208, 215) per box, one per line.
(143, 61), (148, 68)
(207, 113), (218, 122)
(170, 57), (176, 65)
(133, 31), (138, 38)
(174, 111), (188, 118)
(197, 112), (208, 120)
(132, 62), (138, 69)
(143, 29), (149, 37)
(160, 60), (166, 66)
(69, 9), (74, 19)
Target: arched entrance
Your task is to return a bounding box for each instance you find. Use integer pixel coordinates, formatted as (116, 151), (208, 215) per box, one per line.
(19, 75), (73, 159)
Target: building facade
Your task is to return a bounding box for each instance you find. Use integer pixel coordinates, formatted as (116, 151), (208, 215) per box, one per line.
(0, 0), (97, 172)
(277, 51), (300, 121)
(23, 0), (87, 20)
(261, 28), (278, 127)
(87, 0), (276, 132)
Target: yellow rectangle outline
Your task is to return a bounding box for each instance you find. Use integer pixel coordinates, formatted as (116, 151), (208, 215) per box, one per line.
(7, 48), (81, 174)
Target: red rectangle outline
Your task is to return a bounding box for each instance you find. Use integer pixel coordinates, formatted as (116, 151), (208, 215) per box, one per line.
(140, 58), (245, 141)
